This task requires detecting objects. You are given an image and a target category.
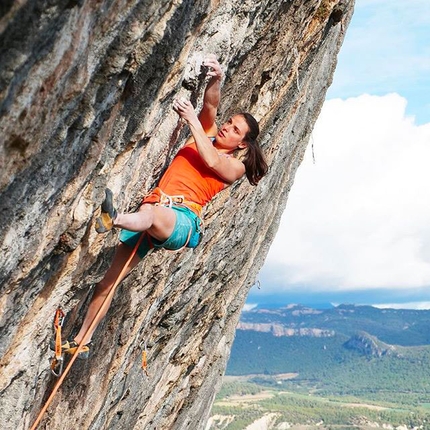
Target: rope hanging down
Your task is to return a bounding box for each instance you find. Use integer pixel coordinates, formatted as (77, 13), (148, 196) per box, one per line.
(141, 339), (149, 377)
(30, 232), (146, 430)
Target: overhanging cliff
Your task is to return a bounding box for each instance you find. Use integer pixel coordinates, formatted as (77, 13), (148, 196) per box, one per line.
(0, 0), (354, 429)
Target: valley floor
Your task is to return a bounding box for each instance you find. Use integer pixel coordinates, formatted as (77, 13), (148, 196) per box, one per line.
(207, 374), (429, 430)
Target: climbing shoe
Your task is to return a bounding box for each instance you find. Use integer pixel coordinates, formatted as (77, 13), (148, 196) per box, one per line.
(50, 338), (91, 360)
(95, 188), (117, 233)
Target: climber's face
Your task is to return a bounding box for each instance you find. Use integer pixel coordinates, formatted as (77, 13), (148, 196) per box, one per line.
(215, 115), (249, 152)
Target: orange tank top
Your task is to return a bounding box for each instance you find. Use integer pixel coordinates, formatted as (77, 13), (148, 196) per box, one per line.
(157, 143), (226, 206)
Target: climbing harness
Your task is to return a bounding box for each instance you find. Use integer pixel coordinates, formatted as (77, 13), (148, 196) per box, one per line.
(141, 340), (149, 377)
(30, 232), (146, 430)
(145, 187), (203, 218)
(50, 308), (65, 377)
(144, 187), (202, 250)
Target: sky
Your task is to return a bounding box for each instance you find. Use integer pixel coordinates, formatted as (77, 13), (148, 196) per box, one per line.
(251, 0), (430, 309)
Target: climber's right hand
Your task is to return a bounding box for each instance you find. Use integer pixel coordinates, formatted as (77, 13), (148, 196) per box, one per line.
(203, 55), (222, 80)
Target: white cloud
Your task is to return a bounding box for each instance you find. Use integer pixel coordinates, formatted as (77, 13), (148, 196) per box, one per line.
(262, 93), (430, 292)
(373, 302), (430, 310)
(328, 0), (430, 124)
(242, 303), (258, 312)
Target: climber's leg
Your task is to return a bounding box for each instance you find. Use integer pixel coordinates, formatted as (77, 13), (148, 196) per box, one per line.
(95, 188), (177, 241)
(114, 204), (177, 240)
(75, 204), (178, 344)
(73, 243), (141, 345)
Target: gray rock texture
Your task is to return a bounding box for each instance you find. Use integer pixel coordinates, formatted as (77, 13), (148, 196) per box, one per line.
(0, 0), (354, 429)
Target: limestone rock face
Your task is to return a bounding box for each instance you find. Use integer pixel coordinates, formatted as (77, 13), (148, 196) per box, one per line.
(0, 1), (354, 429)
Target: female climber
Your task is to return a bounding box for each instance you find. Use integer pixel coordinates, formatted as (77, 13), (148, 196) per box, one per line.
(55, 55), (268, 358)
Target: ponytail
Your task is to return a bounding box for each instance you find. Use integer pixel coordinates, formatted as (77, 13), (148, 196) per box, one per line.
(240, 113), (268, 185)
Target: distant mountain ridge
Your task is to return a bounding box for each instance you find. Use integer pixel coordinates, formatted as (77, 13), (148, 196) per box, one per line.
(239, 303), (430, 346)
(237, 322), (335, 337)
(222, 303), (430, 430)
(227, 304), (430, 396)
(343, 331), (397, 357)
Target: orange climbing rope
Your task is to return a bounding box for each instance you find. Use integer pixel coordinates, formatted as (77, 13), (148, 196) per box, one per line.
(141, 339), (149, 377)
(30, 232), (146, 430)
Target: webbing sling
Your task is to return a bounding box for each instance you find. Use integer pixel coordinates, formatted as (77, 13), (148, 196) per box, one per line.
(50, 308), (65, 377)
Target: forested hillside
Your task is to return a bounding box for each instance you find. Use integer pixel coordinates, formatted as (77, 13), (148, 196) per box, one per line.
(239, 304), (430, 345)
(208, 304), (430, 429)
(228, 304), (430, 396)
(228, 330), (430, 397)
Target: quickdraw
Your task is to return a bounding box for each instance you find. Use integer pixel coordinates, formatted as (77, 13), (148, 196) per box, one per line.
(50, 307), (65, 377)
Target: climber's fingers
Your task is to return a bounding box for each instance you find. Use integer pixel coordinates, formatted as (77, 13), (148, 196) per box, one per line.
(173, 97), (191, 112)
(173, 98), (198, 123)
(203, 55), (222, 79)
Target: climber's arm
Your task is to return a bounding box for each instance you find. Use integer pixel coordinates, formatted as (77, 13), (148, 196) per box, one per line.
(198, 55), (223, 135)
(173, 98), (245, 184)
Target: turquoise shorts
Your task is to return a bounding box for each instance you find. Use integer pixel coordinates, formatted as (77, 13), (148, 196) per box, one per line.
(119, 205), (202, 259)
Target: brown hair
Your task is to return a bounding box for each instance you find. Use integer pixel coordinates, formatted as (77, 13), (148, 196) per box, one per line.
(240, 112), (268, 185)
